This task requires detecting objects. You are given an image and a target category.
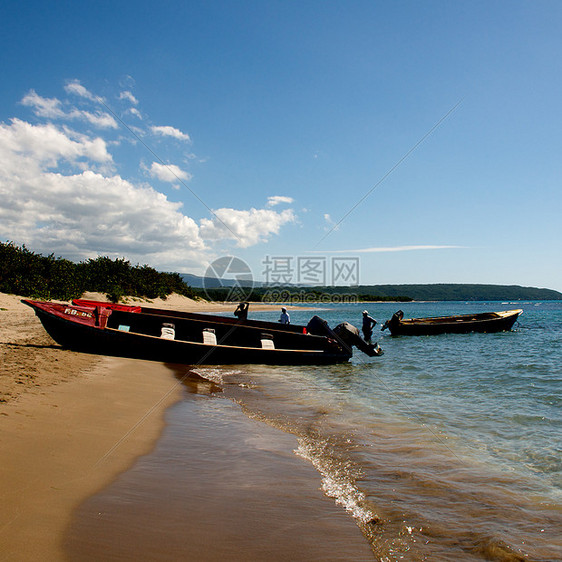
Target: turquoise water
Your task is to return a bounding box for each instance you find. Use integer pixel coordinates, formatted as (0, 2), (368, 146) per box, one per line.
(245, 302), (561, 495)
(195, 301), (561, 559)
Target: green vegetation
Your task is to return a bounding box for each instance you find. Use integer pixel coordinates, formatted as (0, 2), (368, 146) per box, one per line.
(0, 241), (198, 302)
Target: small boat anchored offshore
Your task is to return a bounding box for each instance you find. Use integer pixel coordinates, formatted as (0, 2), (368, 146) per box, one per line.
(381, 309), (523, 336)
(22, 299), (383, 365)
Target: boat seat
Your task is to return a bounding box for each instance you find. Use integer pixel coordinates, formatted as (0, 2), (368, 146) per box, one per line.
(203, 328), (217, 345)
(260, 333), (275, 349)
(161, 322), (175, 340)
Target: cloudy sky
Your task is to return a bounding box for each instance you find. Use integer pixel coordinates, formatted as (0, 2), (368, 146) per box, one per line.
(1, 1), (561, 290)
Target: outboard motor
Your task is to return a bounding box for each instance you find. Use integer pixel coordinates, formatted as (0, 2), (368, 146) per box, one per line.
(306, 315), (333, 337)
(382, 310), (404, 331)
(334, 322), (383, 357)
(306, 315), (350, 354)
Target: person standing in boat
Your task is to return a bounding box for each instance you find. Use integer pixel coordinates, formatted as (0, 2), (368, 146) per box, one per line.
(362, 310), (377, 343)
(234, 301), (249, 321)
(279, 307), (290, 324)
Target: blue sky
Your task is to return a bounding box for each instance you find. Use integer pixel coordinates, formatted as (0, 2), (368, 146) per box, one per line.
(1, 1), (561, 291)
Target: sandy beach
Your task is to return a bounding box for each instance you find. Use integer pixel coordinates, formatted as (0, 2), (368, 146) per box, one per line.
(0, 293), (372, 560)
(0, 293), (192, 559)
(0, 293), (230, 559)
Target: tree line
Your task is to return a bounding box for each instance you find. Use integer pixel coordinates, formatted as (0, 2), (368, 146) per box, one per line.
(0, 241), (197, 302)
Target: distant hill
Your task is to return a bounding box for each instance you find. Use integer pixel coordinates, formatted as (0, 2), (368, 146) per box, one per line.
(181, 273), (265, 289)
(180, 274), (562, 301)
(340, 284), (562, 301)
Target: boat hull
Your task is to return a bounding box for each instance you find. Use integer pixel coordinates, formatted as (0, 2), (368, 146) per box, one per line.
(29, 303), (352, 365)
(383, 309), (523, 336)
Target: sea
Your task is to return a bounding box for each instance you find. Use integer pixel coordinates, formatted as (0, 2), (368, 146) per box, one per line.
(65, 301), (561, 561)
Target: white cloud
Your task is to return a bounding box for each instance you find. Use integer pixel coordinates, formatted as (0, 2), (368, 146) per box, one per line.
(68, 109), (118, 129)
(21, 90), (65, 118)
(151, 125), (190, 142)
(200, 207), (295, 248)
(323, 212), (339, 231)
(0, 118), (206, 268)
(21, 90), (118, 129)
(3, 170), (205, 266)
(127, 107), (142, 119)
(0, 118), (113, 169)
(267, 195), (294, 207)
(148, 161), (192, 183)
(64, 80), (101, 102)
(119, 90), (138, 105)
(2, 82), (297, 270)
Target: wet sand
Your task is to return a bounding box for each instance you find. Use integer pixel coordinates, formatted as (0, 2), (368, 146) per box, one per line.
(64, 377), (374, 561)
(0, 357), (182, 560)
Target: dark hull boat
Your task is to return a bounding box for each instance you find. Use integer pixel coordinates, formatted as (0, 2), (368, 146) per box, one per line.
(382, 309), (522, 336)
(23, 299), (382, 365)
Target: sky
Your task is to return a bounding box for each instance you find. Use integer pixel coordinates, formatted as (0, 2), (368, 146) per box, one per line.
(1, 0), (561, 291)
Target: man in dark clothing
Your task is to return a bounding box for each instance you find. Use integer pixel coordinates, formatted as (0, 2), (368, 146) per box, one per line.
(362, 310), (377, 343)
(234, 302), (249, 321)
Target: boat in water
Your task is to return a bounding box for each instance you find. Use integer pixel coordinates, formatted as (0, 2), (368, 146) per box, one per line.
(381, 309), (523, 336)
(22, 299), (382, 365)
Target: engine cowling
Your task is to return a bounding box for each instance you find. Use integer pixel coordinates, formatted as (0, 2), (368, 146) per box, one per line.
(334, 322), (383, 357)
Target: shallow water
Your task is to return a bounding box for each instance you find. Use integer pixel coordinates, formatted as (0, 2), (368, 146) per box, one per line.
(67, 301), (562, 560)
(65, 378), (374, 561)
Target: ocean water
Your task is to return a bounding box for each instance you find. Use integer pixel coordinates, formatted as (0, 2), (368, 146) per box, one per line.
(67, 301), (562, 561)
(196, 301), (561, 560)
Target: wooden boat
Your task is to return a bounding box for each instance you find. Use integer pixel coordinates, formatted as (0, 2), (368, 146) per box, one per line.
(381, 309), (523, 336)
(22, 299), (382, 365)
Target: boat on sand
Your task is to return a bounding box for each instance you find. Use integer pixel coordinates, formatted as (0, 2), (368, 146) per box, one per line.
(22, 299), (382, 365)
(382, 309), (522, 336)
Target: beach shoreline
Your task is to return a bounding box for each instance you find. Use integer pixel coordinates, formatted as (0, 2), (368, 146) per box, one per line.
(2, 293), (561, 560)
(1, 292), (373, 560)
(64, 380), (374, 561)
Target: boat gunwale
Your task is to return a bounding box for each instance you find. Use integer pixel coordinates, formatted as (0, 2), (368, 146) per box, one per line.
(71, 298), (309, 334)
(24, 299), (319, 339)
